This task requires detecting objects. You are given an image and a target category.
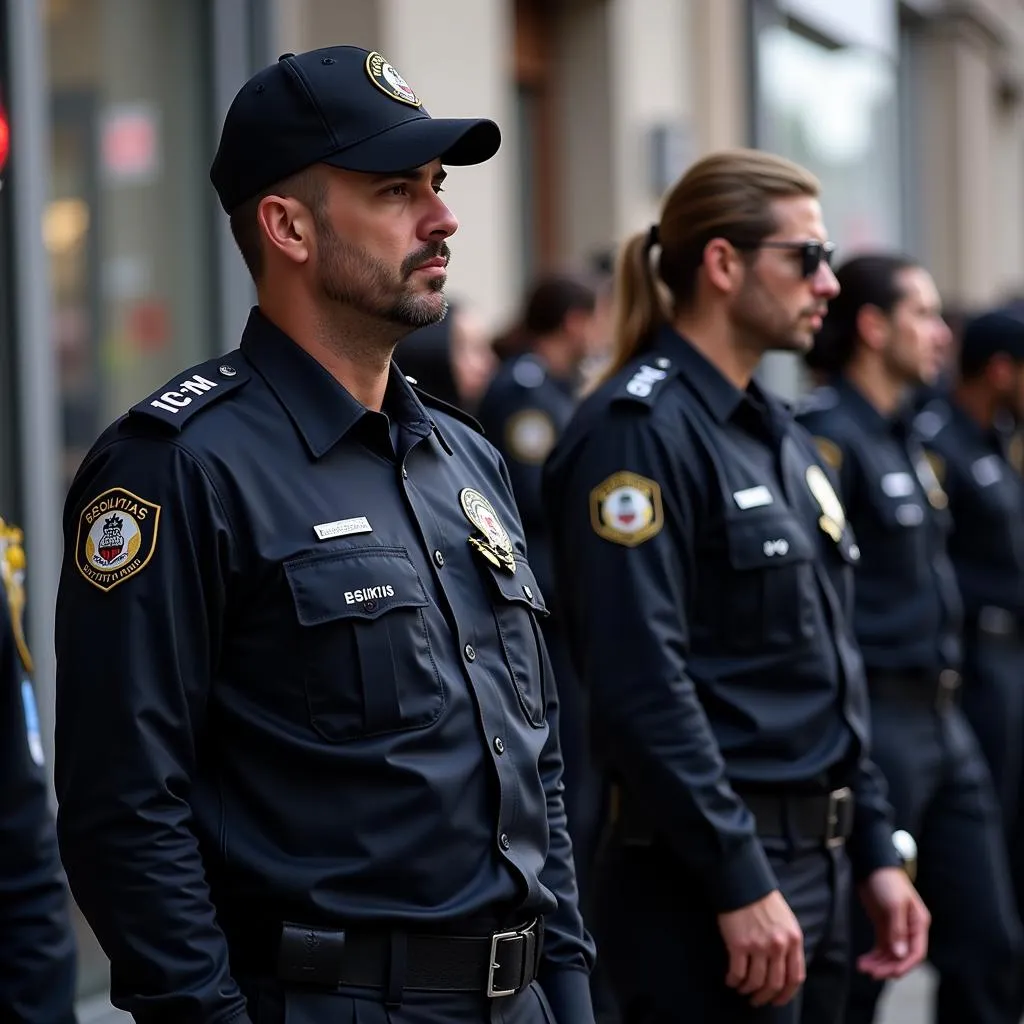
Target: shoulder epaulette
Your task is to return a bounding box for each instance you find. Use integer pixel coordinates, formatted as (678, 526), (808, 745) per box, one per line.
(409, 382), (485, 436)
(794, 386), (838, 418)
(913, 400), (949, 442)
(128, 354), (250, 431)
(611, 356), (678, 408)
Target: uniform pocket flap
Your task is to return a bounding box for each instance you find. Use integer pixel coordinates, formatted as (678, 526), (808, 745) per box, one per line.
(284, 547), (429, 625)
(725, 515), (815, 571)
(481, 558), (549, 616)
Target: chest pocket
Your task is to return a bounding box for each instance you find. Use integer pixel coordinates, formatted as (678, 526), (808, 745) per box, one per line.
(284, 547), (444, 743)
(478, 558), (550, 727)
(722, 514), (817, 651)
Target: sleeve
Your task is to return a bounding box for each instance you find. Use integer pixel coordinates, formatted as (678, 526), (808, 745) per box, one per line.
(495, 454), (596, 1024)
(0, 584), (77, 1024)
(54, 435), (252, 1024)
(544, 411), (778, 913)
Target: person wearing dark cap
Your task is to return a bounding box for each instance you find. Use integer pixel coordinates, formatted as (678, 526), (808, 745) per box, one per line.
(796, 256), (1023, 1024)
(52, 46), (594, 1024)
(914, 308), (1024, 1018)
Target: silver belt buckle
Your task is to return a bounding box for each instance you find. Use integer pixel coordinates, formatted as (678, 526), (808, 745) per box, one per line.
(487, 921), (534, 998)
(825, 786), (852, 849)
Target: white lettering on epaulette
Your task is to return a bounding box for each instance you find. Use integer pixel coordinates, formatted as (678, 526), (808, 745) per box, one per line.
(626, 365), (667, 398)
(149, 374), (218, 414)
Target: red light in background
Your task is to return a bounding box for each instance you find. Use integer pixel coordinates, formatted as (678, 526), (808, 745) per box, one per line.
(0, 106), (9, 174)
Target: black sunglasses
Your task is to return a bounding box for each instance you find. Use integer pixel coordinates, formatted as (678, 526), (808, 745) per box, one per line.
(738, 240), (837, 279)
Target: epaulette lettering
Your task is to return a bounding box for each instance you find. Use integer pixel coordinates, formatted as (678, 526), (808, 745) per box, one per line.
(128, 356), (250, 431)
(613, 357), (676, 407)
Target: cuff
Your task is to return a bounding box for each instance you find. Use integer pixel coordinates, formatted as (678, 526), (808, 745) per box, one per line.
(848, 818), (901, 882)
(711, 836), (779, 912)
(538, 966), (595, 1024)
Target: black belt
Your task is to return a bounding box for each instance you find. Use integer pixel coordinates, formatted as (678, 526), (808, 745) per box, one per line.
(613, 785), (854, 849)
(239, 918), (542, 998)
(867, 667), (961, 711)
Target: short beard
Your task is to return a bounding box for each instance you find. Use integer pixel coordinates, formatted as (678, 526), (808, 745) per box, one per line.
(314, 213), (450, 329)
(731, 271), (815, 354)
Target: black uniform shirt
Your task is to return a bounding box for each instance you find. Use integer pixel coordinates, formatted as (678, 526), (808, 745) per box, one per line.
(476, 354), (576, 604)
(797, 378), (963, 672)
(543, 326), (899, 913)
(916, 398), (1024, 621)
(54, 309), (593, 1023)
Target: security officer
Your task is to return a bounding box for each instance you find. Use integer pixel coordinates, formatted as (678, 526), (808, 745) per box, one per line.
(797, 255), (1022, 1024)
(53, 46), (594, 1024)
(0, 517), (78, 1023)
(914, 309), (1024, 1016)
(544, 149), (927, 1024)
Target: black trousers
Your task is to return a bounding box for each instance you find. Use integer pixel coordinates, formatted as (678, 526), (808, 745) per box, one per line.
(591, 836), (850, 1024)
(846, 690), (1023, 1024)
(240, 977), (556, 1023)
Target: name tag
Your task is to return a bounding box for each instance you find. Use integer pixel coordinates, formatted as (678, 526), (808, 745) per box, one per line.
(972, 455), (1002, 488)
(733, 485), (773, 510)
(881, 472), (914, 498)
(314, 516), (373, 541)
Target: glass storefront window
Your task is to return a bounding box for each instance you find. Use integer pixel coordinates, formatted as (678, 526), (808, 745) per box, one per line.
(757, 22), (902, 254)
(46, 0), (214, 497)
(44, 0), (215, 998)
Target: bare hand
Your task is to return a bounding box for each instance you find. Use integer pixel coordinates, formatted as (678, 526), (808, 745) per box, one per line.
(718, 890), (805, 1008)
(857, 867), (930, 980)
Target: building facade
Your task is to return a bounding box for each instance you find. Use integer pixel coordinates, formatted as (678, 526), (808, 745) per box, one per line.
(1, 0), (1023, 1014)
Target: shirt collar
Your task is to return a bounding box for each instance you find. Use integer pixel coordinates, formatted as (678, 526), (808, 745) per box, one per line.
(240, 307), (435, 459)
(834, 375), (916, 437)
(650, 324), (781, 429)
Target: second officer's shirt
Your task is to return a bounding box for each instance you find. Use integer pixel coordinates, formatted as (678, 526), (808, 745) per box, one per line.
(915, 398), (1024, 623)
(797, 378), (963, 673)
(543, 326), (899, 913)
(54, 309), (594, 1023)
(476, 354), (576, 605)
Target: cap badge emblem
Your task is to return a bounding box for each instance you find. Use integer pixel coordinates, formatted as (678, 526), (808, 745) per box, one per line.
(365, 51), (421, 108)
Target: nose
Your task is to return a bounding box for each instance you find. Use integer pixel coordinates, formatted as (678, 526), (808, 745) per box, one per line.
(814, 261), (840, 299)
(422, 191), (458, 241)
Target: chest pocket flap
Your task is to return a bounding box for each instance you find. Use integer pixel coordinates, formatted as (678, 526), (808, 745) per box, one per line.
(481, 559), (550, 617)
(284, 547), (441, 742)
(725, 514), (815, 570)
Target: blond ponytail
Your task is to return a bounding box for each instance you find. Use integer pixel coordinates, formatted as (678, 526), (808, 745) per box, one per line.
(596, 228), (670, 386)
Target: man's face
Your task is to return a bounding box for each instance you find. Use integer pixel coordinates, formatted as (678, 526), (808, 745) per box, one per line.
(312, 159), (458, 329)
(729, 195), (840, 354)
(882, 267), (951, 388)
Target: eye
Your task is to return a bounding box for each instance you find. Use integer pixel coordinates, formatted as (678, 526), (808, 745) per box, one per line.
(383, 183), (409, 197)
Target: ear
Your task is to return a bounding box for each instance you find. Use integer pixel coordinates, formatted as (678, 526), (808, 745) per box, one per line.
(855, 304), (890, 353)
(702, 238), (746, 296)
(986, 352), (1015, 392)
(256, 194), (315, 268)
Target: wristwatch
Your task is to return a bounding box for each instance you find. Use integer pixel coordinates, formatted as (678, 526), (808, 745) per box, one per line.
(892, 829), (918, 883)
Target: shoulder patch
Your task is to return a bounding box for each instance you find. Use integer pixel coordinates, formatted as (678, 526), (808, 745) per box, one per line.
(612, 357), (676, 408)
(75, 487), (161, 592)
(0, 518), (34, 673)
(505, 409), (557, 464)
(409, 383), (484, 436)
(590, 471), (664, 547)
(814, 436), (843, 472)
(129, 356), (250, 431)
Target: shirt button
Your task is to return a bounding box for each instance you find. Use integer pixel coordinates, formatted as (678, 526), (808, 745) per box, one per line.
(499, 832), (511, 851)
(364, 599), (378, 612)
(464, 644), (476, 662)
(493, 736), (505, 755)
(402, 467), (408, 479)
(434, 550), (445, 568)
(522, 585), (533, 600)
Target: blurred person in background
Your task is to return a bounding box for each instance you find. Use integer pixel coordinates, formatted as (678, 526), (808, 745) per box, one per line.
(915, 309), (1024, 1019)
(544, 149), (926, 1024)
(397, 300), (495, 413)
(477, 272), (608, 928)
(797, 255), (1023, 1024)
(0, 517), (78, 1023)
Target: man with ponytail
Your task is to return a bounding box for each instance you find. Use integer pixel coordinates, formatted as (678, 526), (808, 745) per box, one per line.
(544, 149), (928, 1022)
(797, 257), (1023, 1024)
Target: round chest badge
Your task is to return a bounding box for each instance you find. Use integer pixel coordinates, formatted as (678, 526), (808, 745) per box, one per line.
(365, 51), (421, 107)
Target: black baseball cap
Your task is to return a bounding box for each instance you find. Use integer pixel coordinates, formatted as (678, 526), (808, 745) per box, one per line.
(210, 46), (501, 213)
(961, 309), (1024, 369)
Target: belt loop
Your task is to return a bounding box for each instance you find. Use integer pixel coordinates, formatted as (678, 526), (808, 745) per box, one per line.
(385, 931), (407, 1008)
